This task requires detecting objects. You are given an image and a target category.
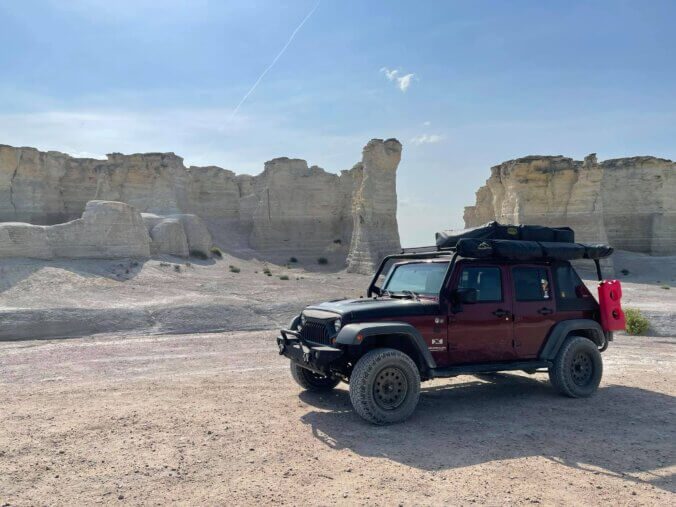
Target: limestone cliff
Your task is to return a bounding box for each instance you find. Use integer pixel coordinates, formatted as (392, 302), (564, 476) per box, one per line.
(464, 154), (675, 255)
(0, 139), (402, 271)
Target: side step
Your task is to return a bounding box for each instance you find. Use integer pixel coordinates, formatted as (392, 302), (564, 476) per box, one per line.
(431, 360), (551, 378)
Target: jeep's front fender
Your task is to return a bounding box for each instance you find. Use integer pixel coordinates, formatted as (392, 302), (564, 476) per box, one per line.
(538, 319), (605, 360)
(335, 322), (437, 370)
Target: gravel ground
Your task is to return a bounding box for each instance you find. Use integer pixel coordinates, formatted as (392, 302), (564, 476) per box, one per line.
(1, 330), (674, 506)
(0, 251), (674, 505)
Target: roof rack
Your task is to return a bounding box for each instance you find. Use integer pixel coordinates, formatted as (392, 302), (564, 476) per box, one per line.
(400, 245), (455, 255)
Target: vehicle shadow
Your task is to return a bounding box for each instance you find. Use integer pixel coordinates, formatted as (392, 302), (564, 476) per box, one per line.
(299, 374), (675, 493)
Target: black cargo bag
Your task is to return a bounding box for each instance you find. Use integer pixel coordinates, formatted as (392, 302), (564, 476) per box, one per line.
(436, 221), (574, 249)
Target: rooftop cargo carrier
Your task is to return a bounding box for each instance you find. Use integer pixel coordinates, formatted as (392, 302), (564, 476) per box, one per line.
(436, 221), (575, 249)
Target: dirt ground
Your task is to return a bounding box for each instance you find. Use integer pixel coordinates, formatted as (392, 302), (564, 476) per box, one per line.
(1, 329), (674, 506)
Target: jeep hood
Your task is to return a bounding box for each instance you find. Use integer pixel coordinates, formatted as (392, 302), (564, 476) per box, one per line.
(305, 297), (440, 321)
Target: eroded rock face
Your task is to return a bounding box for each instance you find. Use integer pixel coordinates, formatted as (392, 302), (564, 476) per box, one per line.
(346, 139), (402, 273)
(0, 201), (150, 259)
(0, 140), (402, 270)
(464, 154), (675, 255)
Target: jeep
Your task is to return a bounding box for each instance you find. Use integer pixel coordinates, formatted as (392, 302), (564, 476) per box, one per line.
(277, 225), (619, 424)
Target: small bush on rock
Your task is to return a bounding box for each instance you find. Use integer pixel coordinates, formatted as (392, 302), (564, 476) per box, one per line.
(279, 275), (289, 280)
(318, 257), (328, 265)
(624, 308), (649, 335)
(229, 265), (241, 273)
(210, 246), (223, 259)
(289, 257), (298, 263)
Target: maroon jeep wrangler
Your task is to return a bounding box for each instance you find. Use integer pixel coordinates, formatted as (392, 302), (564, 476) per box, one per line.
(277, 224), (617, 424)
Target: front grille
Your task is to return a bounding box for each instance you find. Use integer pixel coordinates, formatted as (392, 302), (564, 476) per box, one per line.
(300, 320), (332, 346)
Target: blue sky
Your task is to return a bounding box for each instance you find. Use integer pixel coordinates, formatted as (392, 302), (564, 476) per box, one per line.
(1, 0), (674, 246)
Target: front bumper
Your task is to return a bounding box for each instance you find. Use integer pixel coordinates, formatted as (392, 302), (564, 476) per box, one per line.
(277, 329), (344, 375)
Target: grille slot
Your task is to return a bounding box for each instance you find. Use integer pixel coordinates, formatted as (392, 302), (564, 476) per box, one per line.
(300, 320), (332, 346)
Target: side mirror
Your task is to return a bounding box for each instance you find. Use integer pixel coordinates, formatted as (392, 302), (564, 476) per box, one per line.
(452, 288), (478, 304)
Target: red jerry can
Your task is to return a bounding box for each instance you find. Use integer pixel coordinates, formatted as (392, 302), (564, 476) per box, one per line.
(597, 280), (626, 331)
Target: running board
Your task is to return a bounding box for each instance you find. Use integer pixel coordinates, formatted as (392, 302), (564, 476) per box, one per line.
(431, 360), (551, 378)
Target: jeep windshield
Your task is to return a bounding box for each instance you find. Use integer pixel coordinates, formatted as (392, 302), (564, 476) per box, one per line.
(382, 261), (448, 298)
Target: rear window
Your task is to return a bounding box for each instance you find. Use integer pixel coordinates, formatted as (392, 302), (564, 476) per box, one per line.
(555, 265), (588, 300)
(513, 267), (551, 301)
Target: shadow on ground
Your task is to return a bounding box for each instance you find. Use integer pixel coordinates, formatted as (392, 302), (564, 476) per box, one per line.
(300, 373), (675, 492)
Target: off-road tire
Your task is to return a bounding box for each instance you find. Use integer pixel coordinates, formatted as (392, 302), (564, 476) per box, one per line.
(290, 363), (340, 392)
(548, 336), (603, 398)
(349, 348), (421, 425)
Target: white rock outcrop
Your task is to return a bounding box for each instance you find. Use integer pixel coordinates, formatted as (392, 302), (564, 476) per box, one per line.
(0, 200), (150, 259)
(141, 213), (212, 257)
(0, 139), (402, 271)
(464, 154), (675, 255)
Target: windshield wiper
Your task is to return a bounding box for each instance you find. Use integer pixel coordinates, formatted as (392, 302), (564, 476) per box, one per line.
(401, 290), (420, 301)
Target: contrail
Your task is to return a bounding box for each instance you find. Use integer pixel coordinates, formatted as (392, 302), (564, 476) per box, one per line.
(230, 0), (321, 119)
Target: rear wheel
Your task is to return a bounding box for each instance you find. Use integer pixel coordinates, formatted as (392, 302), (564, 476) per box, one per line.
(549, 336), (603, 397)
(349, 348), (421, 425)
(290, 363), (340, 392)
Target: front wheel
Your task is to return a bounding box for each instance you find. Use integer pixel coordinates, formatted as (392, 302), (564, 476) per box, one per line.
(290, 363), (340, 392)
(549, 336), (603, 397)
(349, 348), (421, 425)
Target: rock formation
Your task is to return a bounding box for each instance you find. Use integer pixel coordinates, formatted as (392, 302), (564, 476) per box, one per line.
(464, 154), (675, 255)
(346, 139), (402, 273)
(0, 139), (402, 271)
(0, 201), (150, 259)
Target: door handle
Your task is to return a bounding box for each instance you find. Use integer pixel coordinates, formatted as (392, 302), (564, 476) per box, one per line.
(493, 309), (511, 318)
(537, 307), (554, 315)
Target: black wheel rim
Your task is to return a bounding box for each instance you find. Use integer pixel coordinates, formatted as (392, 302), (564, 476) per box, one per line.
(373, 367), (408, 410)
(571, 352), (593, 386)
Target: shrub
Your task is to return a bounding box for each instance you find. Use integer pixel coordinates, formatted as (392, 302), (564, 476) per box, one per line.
(289, 257), (298, 263)
(624, 308), (649, 335)
(333, 239), (342, 245)
(190, 250), (209, 260)
(229, 265), (241, 273)
(317, 257), (328, 265)
(262, 266), (272, 276)
(279, 275), (289, 280)
(661, 285), (671, 290)
(173, 264), (181, 273)
(620, 269), (630, 276)
(210, 246), (223, 259)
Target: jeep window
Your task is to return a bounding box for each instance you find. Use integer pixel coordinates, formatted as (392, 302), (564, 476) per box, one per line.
(513, 267), (551, 301)
(555, 264), (590, 299)
(457, 266), (503, 302)
(383, 262), (447, 296)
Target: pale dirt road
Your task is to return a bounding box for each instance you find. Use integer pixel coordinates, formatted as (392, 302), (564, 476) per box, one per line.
(1, 331), (674, 506)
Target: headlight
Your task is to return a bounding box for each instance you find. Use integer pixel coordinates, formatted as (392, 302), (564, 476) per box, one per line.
(334, 318), (342, 333)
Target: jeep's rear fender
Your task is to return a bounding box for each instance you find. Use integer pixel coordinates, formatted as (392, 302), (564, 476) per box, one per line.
(335, 322), (437, 374)
(539, 319), (606, 360)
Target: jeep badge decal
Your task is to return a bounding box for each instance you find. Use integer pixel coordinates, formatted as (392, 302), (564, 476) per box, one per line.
(432, 338), (443, 345)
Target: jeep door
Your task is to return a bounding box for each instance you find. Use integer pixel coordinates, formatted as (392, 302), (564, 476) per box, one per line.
(446, 263), (516, 363)
(510, 265), (556, 358)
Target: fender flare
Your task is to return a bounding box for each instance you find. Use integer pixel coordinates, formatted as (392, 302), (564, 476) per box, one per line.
(335, 322), (437, 371)
(539, 319), (605, 360)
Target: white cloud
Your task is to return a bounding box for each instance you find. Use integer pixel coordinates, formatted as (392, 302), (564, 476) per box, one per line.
(423, 121), (431, 127)
(380, 67), (416, 92)
(410, 134), (443, 146)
